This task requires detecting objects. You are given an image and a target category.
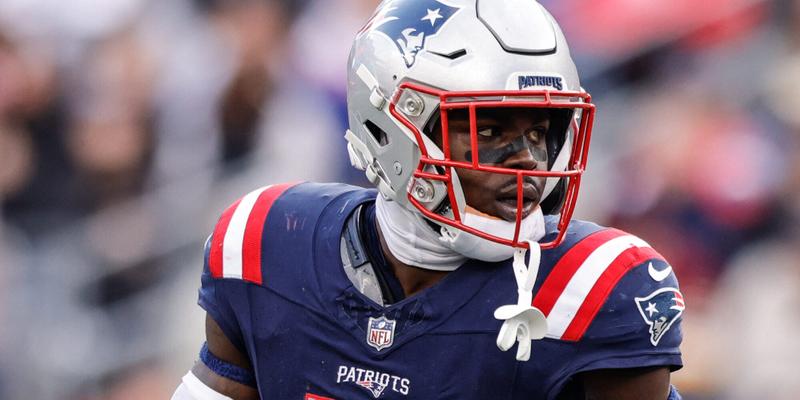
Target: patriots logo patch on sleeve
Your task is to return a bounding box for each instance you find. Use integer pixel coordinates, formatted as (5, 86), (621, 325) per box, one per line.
(635, 287), (685, 346)
(362, 0), (460, 67)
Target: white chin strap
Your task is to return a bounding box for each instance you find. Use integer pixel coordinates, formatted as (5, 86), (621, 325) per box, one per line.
(172, 372), (233, 400)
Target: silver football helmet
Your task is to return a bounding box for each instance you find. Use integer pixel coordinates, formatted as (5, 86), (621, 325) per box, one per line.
(345, 0), (595, 249)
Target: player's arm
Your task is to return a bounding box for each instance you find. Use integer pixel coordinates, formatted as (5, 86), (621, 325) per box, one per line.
(175, 185), (299, 400)
(580, 366), (673, 400)
(173, 315), (258, 400)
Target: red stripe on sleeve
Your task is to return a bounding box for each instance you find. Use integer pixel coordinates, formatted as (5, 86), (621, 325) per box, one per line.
(209, 198), (243, 278)
(560, 246), (665, 341)
(305, 393), (336, 400)
(241, 182), (299, 285)
(533, 228), (627, 316)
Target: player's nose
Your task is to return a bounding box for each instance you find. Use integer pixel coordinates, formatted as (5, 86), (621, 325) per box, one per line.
(502, 140), (538, 171)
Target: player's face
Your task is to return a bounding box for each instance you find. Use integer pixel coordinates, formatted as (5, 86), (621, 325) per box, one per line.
(432, 107), (549, 222)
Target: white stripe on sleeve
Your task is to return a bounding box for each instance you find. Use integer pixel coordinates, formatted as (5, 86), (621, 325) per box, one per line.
(546, 235), (650, 338)
(221, 186), (269, 279)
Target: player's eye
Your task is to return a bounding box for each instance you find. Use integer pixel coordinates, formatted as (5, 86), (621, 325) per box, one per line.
(527, 127), (547, 143)
(478, 127), (498, 138)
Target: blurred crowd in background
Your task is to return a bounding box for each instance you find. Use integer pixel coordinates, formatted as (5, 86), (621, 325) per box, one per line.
(0, 0), (798, 399)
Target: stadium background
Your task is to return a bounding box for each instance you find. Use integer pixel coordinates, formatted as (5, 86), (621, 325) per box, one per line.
(0, 0), (798, 398)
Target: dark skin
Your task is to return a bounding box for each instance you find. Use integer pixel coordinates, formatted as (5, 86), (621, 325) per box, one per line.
(194, 108), (672, 399)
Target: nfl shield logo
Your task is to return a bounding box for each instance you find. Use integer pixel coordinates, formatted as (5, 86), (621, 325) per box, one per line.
(367, 316), (396, 351)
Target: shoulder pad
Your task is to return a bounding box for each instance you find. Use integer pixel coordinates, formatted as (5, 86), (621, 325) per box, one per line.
(534, 227), (666, 341)
(207, 182), (300, 284)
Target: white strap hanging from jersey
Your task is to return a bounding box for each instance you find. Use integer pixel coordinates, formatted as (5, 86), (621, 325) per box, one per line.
(494, 241), (548, 362)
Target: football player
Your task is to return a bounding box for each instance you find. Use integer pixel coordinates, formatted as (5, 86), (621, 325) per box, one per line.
(173, 1), (685, 399)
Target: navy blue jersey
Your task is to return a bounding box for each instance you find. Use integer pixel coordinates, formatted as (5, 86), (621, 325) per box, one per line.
(199, 183), (683, 400)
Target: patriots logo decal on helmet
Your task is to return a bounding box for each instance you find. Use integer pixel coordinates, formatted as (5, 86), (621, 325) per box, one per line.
(635, 287), (685, 346)
(364, 0), (460, 67)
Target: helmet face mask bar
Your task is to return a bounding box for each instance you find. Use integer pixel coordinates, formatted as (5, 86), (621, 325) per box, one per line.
(389, 81), (595, 250)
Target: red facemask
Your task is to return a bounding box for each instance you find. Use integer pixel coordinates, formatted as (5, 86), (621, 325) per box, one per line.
(389, 82), (596, 250)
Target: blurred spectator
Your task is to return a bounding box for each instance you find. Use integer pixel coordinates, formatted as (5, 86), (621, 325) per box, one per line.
(0, 125), (34, 203)
(66, 29), (156, 210)
(0, 29), (71, 237)
(208, 0), (296, 165)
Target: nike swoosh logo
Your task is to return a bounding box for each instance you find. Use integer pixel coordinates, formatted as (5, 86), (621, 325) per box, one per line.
(648, 262), (672, 282)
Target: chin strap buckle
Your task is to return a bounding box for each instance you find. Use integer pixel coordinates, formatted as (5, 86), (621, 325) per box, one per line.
(494, 242), (548, 361)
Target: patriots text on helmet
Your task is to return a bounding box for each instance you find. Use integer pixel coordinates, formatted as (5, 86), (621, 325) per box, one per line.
(518, 75), (564, 90)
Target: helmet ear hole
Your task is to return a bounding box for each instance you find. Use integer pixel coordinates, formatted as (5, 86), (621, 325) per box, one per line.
(365, 120), (390, 147)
